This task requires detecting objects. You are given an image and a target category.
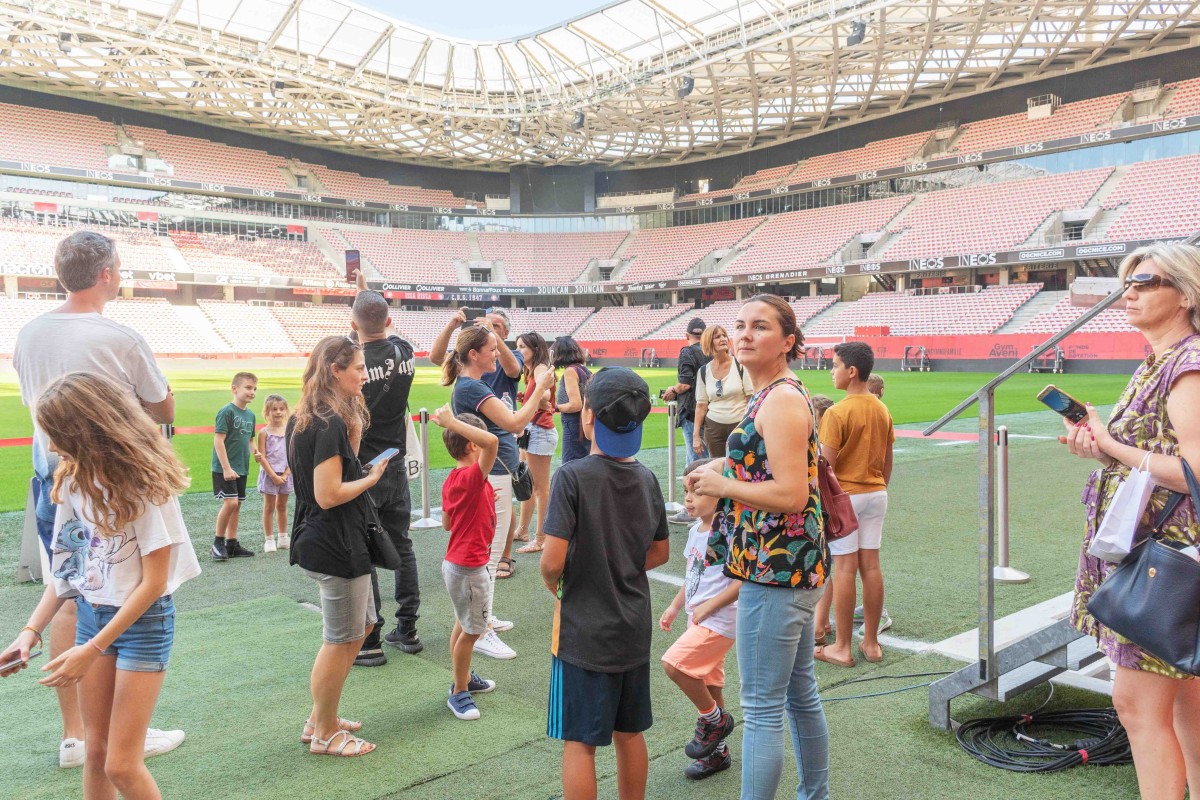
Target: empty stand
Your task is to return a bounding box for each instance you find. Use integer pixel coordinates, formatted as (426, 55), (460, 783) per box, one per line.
(878, 168), (1112, 261)
(1015, 295), (1136, 334)
(1163, 77), (1200, 118)
(1091, 154), (1200, 243)
(573, 304), (694, 341)
(0, 220), (172, 273)
(198, 300), (297, 353)
(729, 197), (911, 274)
(807, 285), (1042, 337)
(618, 218), (761, 282)
(270, 303), (354, 351)
(790, 131), (932, 184)
(506, 307), (593, 340)
(123, 125), (293, 191)
(952, 94), (1128, 155)
(649, 296), (838, 340)
(0, 104), (117, 171)
(334, 228), (468, 284)
(476, 232), (625, 283)
(681, 163), (799, 201)
(196, 234), (340, 280)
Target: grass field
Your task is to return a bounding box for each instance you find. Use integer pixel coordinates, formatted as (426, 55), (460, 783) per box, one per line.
(0, 366), (1130, 513)
(0, 363), (1142, 799)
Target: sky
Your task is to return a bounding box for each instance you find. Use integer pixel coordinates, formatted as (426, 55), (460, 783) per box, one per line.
(356, 1), (607, 39)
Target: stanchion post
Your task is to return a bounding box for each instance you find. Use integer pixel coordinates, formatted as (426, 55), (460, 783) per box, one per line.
(412, 407), (440, 529)
(665, 400), (683, 513)
(993, 425), (1029, 584)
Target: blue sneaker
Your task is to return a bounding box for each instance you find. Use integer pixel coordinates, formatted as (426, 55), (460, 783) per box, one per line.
(467, 672), (496, 694)
(448, 689), (480, 720)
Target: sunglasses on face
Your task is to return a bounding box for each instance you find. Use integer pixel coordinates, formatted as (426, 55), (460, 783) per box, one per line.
(1123, 273), (1176, 292)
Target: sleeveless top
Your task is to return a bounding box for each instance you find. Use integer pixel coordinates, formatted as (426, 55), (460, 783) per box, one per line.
(522, 369), (556, 429)
(707, 376), (828, 589)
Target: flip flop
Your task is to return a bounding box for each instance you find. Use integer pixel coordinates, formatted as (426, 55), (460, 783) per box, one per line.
(814, 646), (856, 668)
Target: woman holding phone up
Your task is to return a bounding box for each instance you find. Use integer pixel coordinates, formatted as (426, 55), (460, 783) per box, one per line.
(287, 336), (389, 757)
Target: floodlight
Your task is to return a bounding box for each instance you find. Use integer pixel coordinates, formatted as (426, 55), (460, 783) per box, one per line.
(677, 76), (694, 98)
(572, 110), (585, 130)
(508, 118), (522, 134)
(847, 21), (866, 46)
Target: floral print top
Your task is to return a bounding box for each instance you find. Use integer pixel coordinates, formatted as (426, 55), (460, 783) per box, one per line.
(707, 376), (828, 589)
(1072, 333), (1200, 679)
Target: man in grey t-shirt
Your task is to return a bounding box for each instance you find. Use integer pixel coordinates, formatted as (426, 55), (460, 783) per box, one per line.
(12, 231), (183, 767)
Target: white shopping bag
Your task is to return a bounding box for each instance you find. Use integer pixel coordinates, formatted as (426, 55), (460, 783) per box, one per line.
(404, 413), (425, 483)
(1089, 453), (1155, 563)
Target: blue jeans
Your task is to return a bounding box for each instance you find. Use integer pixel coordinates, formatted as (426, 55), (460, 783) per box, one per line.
(32, 474), (56, 559)
(737, 581), (829, 800)
(681, 420), (709, 466)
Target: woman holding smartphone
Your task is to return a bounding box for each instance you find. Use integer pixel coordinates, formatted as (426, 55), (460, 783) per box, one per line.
(287, 336), (389, 757)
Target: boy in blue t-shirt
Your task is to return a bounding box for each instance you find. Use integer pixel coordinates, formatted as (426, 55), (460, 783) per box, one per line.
(540, 367), (670, 800)
(211, 371), (257, 562)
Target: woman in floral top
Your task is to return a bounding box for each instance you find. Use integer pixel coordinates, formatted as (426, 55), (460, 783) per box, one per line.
(1062, 243), (1200, 799)
(688, 294), (829, 800)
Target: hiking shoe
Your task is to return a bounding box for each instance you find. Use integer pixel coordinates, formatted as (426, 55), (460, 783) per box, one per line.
(685, 746), (731, 780)
(669, 510), (696, 525)
(467, 672), (496, 694)
(144, 728), (185, 758)
(448, 690), (480, 720)
(684, 710), (735, 759)
(59, 738), (85, 769)
(354, 647), (388, 667)
(226, 541), (255, 558)
(473, 629), (516, 660)
(383, 627), (423, 654)
(210, 542), (228, 562)
(856, 610), (893, 638)
(489, 616), (514, 633)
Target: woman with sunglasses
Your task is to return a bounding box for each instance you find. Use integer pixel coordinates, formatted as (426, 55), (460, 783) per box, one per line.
(1061, 242), (1200, 799)
(693, 325), (752, 459)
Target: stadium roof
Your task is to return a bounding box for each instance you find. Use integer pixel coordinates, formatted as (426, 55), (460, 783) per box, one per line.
(1, 0), (1198, 170)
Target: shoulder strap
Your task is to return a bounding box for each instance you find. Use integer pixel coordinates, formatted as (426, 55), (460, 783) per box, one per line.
(366, 341), (405, 413)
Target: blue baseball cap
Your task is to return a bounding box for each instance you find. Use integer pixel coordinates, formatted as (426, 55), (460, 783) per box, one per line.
(587, 367), (652, 458)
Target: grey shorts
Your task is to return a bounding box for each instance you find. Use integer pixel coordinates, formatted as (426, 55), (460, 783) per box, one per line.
(441, 560), (492, 636)
(525, 424), (559, 457)
(303, 570), (378, 644)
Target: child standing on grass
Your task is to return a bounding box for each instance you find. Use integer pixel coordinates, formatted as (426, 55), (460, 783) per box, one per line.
(1, 372), (199, 799)
(255, 394), (293, 554)
(211, 371), (258, 562)
(659, 457), (739, 781)
(432, 404), (501, 720)
(540, 367), (671, 800)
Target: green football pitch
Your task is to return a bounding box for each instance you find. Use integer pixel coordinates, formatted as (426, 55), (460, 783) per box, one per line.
(0, 365), (1144, 798)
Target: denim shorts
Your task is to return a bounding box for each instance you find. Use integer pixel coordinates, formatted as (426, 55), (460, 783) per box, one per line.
(525, 424), (559, 457)
(75, 595), (176, 673)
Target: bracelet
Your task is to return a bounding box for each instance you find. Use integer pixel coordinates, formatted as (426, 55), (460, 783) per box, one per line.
(88, 639), (106, 655)
(21, 625), (42, 643)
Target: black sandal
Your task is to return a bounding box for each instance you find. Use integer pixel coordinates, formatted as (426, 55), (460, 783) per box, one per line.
(496, 556), (516, 579)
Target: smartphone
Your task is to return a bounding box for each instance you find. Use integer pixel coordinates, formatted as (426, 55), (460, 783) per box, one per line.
(344, 249), (361, 283)
(1037, 384), (1088, 423)
(0, 649), (42, 673)
(363, 448), (399, 471)
(459, 308), (484, 328)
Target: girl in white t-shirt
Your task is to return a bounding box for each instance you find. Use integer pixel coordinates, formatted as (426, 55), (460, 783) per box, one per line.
(0, 372), (199, 799)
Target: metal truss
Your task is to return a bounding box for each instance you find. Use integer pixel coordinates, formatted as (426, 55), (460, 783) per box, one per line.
(0, 0), (1197, 169)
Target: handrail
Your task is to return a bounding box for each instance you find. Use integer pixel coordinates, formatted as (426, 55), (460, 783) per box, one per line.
(923, 284), (1126, 436)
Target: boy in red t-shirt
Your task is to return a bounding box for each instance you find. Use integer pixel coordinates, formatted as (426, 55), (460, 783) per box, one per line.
(432, 404), (499, 721)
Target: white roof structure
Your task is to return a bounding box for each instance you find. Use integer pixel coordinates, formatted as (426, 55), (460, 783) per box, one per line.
(1, 0), (1198, 169)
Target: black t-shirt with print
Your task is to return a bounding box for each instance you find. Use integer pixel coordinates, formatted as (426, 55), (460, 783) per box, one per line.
(360, 335), (416, 464)
(543, 455), (670, 673)
(286, 413), (371, 579)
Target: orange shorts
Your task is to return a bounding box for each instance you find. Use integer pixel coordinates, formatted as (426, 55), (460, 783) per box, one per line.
(661, 623), (735, 687)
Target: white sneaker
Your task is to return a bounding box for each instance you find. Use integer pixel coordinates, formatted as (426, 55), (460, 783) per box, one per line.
(489, 616), (514, 633)
(473, 629), (517, 660)
(144, 728), (185, 758)
(263, 536), (277, 554)
(277, 533), (291, 549)
(59, 738), (85, 769)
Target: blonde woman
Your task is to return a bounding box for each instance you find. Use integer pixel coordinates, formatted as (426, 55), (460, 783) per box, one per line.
(1061, 243), (1200, 799)
(1, 372), (199, 799)
(693, 325), (752, 459)
(287, 336), (389, 757)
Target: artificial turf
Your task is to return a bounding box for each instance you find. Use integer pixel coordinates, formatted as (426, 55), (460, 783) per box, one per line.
(0, 400), (1139, 799)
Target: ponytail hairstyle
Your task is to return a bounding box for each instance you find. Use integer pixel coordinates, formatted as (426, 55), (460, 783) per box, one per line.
(36, 372), (190, 535)
(294, 336), (369, 444)
(516, 331), (551, 383)
(746, 293), (804, 361)
(440, 326), (494, 386)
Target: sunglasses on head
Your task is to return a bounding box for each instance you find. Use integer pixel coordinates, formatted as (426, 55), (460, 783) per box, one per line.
(1123, 273), (1175, 292)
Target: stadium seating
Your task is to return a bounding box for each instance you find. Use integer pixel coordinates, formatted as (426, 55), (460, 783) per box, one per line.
(572, 303), (694, 340)
(877, 168), (1113, 260)
(103, 298), (231, 354)
(680, 163), (799, 201)
(1163, 77), (1200, 118)
(806, 284), (1042, 337)
(1091, 154), (1200, 243)
(728, 196), (912, 273)
(334, 228), (468, 283)
(0, 220), (174, 273)
(1015, 294), (1136, 334)
(618, 218), (762, 282)
(198, 300), (298, 353)
(790, 131), (933, 184)
(649, 295), (837, 340)
(304, 164), (465, 208)
(476, 232), (627, 283)
(0, 104), (117, 171)
(269, 303), (354, 351)
(123, 125), (295, 191)
(195, 234), (340, 280)
(951, 94), (1128, 155)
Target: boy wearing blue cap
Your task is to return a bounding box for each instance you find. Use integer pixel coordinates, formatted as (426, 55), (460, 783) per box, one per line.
(540, 367), (671, 800)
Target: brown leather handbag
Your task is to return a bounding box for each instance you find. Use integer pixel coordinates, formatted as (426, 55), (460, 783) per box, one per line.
(818, 455), (859, 541)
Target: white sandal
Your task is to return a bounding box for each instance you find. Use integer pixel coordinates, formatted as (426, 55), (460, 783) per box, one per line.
(308, 729), (375, 757)
(301, 717), (361, 744)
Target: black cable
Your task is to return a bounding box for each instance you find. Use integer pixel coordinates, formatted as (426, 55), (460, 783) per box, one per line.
(821, 670), (954, 702)
(956, 691), (1132, 773)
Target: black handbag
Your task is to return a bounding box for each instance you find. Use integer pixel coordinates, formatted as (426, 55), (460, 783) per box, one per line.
(500, 459), (535, 502)
(1087, 458), (1200, 676)
(364, 519), (402, 570)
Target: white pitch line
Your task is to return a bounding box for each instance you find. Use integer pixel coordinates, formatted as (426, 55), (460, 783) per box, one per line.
(648, 570), (684, 587)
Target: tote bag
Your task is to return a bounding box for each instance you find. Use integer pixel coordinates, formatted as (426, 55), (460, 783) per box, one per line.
(1089, 452), (1155, 563)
